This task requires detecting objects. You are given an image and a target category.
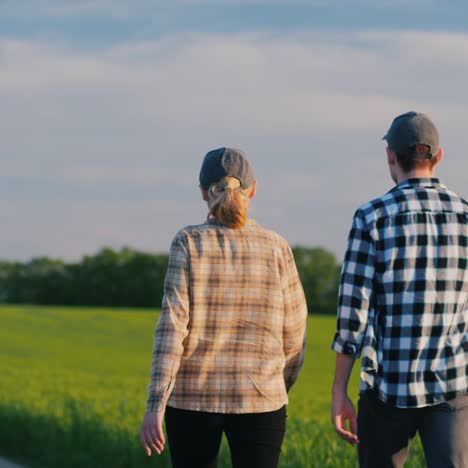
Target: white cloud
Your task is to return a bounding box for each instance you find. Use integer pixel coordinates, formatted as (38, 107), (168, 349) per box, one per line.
(1, 29), (467, 260)
(2, 30), (468, 129)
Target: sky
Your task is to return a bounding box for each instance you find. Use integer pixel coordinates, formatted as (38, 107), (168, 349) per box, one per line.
(1, 0), (468, 262)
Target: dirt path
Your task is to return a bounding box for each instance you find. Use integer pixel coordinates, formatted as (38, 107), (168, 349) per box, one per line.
(0, 458), (28, 468)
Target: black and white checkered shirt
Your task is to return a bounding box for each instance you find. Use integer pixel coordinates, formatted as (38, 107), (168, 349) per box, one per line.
(332, 178), (468, 408)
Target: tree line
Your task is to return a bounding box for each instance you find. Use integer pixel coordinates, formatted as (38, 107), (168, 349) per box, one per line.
(0, 246), (341, 314)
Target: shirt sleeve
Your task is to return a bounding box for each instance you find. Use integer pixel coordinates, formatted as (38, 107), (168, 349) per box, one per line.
(331, 209), (376, 358)
(281, 244), (308, 392)
(146, 234), (190, 412)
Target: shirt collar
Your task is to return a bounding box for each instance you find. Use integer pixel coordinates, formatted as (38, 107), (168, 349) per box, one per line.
(396, 178), (443, 190)
(206, 217), (257, 229)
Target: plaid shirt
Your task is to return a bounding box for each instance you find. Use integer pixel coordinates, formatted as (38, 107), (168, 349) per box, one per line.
(332, 178), (468, 408)
(146, 218), (307, 413)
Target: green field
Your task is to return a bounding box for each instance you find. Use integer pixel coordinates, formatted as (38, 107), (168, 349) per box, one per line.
(0, 306), (425, 467)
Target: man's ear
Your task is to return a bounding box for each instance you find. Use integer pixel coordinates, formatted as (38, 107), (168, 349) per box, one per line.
(200, 186), (209, 201)
(386, 147), (397, 167)
(432, 147), (444, 168)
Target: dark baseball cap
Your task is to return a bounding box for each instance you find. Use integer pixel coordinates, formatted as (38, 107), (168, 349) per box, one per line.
(383, 111), (439, 159)
(199, 147), (255, 190)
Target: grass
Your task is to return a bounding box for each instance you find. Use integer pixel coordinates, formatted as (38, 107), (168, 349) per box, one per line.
(0, 305), (425, 467)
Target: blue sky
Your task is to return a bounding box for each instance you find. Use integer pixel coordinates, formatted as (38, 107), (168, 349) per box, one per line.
(3, 1), (468, 40)
(1, 0), (468, 261)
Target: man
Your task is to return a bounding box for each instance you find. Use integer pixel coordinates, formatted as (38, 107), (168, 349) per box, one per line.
(331, 111), (467, 467)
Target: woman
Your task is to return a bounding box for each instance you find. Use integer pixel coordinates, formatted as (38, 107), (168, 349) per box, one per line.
(141, 147), (307, 468)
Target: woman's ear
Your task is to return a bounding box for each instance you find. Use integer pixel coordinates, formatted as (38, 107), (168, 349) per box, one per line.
(248, 181), (257, 199)
(200, 186), (209, 201)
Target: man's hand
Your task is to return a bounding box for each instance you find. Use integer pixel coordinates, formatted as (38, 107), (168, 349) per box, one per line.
(331, 390), (359, 446)
(140, 411), (166, 456)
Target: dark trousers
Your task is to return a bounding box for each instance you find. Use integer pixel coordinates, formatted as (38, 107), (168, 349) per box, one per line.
(164, 405), (286, 468)
(358, 391), (468, 468)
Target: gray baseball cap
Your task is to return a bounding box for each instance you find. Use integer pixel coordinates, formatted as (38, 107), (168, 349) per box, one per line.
(383, 111), (439, 159)
(199, 147), (255, 190)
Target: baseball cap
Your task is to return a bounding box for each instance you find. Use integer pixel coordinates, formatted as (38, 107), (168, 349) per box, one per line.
(383, 111), (439, 159)
(199, 147), (255, 190)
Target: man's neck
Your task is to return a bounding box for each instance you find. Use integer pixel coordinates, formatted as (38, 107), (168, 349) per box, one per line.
(396, 168), (436, 184)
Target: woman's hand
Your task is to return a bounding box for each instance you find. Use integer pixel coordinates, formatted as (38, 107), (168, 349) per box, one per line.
(140, 410), (166, 456)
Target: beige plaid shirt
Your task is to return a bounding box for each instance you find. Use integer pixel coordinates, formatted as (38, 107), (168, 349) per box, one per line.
(146, 218), (307, 414)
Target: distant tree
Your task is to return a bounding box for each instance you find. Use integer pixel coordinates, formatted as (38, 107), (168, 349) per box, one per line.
(0, 257), (67, 304)
(0, 261), (13, 303)
(0, 248), (169, 308)
(70, 247), (168, 307)
(0, 245), (340, 313)
(119, 249), (168, 307)
(292, 246), (341, 315)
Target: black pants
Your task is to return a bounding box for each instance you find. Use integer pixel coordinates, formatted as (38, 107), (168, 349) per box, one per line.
(164, 405), (286, 468)
(358, 391), (468, 468)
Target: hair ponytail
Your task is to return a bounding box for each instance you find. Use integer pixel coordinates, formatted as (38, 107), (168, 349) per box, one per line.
(207, 177), (251, 229)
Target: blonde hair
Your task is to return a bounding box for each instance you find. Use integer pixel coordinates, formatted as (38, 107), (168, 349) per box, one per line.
(208, 177), (252, 229)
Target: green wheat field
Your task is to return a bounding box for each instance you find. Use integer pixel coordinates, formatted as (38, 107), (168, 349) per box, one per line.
(0, 305), (425, 467)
